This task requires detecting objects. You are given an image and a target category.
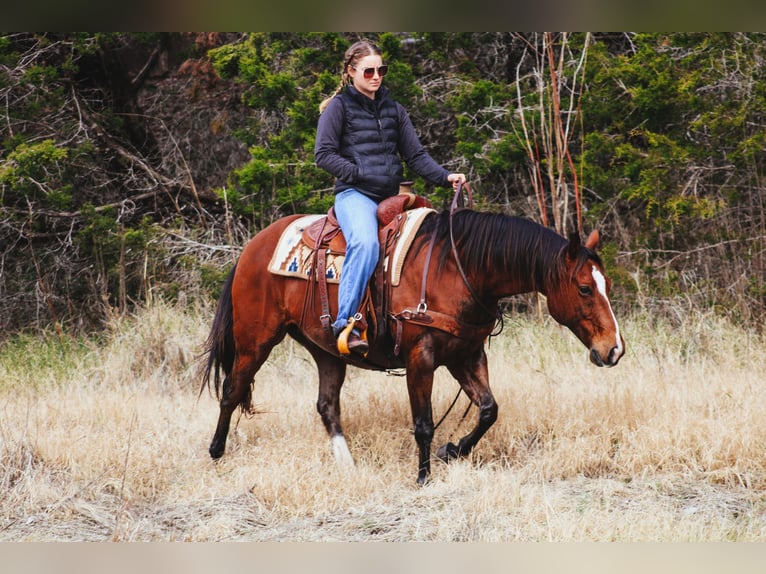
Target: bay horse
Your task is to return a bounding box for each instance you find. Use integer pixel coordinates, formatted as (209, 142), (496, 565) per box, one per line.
(201, 207), (625, 484)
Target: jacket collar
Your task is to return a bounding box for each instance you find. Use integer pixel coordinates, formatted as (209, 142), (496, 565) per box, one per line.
(345, 84), (391, 110)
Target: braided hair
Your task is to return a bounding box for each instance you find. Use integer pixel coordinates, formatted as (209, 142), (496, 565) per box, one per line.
(319, 40), (383, 113)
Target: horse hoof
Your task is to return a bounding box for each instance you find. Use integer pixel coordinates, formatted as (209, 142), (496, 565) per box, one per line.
(209, 443), (225, 459)
(436, 442), (459, 462)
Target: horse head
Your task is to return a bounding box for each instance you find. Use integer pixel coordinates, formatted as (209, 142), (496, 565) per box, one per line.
(545, 229), (625, 367)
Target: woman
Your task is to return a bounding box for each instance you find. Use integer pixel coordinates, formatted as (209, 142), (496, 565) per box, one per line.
(315, 39), (466, 355)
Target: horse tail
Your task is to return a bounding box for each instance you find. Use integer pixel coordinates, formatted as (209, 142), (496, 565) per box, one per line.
(201, 263), (237, 400)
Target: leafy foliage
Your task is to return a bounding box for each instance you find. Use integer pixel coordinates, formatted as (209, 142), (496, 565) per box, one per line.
(2, 32), (766, 334)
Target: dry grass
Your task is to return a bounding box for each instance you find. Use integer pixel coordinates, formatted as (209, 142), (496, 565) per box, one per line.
(2, 302), (766, 541)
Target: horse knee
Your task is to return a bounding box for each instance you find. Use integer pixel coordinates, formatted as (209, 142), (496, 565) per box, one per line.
(413, 418), (434, 446)
(479, 400), (498, 426)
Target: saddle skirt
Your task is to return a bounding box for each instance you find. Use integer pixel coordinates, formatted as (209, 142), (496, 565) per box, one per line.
(267, 206), (434, 286)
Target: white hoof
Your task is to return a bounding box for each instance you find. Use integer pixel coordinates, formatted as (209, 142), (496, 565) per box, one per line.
(331, 435), (355, 467)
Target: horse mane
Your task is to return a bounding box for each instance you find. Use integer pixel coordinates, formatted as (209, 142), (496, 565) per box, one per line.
(416, 210), (601, 291)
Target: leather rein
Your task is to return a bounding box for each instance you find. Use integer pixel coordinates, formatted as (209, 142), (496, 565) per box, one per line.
(448, 182), (503, 326)
(423, 182), (503, 432)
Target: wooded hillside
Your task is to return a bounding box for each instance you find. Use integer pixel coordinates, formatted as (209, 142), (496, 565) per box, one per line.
(2, 32), (765, 335)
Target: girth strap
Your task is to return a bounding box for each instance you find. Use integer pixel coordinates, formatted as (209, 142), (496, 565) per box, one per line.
(390, 309), (496, 356)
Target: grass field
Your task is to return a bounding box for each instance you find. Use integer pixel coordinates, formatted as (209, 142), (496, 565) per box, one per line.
(2, 301), (766, 541)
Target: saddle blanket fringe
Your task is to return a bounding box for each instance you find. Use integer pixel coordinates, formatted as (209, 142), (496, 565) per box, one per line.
(267, 208), (433, 285)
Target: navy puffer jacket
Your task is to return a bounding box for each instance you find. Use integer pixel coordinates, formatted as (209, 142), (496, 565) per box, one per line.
(315, 85), (451, 202)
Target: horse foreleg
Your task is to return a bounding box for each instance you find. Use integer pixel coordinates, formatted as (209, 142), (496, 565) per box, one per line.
(311, 350), (353, 467)
(405, 355), (436, 485)
(437, 348), (497, 462)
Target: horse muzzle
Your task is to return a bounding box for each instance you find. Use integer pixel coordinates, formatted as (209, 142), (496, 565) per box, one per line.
(589, 343), (625, 368)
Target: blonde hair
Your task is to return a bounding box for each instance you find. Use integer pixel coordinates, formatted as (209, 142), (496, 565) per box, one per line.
(319, 40), (383, 113)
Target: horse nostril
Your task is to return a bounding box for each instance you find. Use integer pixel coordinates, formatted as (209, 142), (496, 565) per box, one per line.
(590, 348), (605, 367)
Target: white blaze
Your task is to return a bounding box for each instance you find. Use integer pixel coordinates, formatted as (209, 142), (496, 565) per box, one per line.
(592, 266), (623, 355)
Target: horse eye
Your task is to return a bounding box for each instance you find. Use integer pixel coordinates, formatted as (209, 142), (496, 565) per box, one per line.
(578, 285), (593, 296)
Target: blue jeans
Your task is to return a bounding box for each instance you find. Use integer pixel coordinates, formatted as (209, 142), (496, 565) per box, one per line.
(332, 189), (379, 334)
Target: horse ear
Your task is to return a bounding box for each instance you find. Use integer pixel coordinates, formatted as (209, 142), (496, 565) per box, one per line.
(567, 230), (581, 260)
(585, 229), (600, 250)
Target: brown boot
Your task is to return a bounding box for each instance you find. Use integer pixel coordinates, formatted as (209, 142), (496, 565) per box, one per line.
(336, 319), (369, 356)
(345, 328), (369, 355)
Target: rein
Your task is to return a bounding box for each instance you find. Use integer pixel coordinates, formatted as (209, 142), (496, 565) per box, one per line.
(432, 183), (502, 433)
(449, 183), (503, 325)
(433, 387), (473, 432)
(390, 182), (504, 435)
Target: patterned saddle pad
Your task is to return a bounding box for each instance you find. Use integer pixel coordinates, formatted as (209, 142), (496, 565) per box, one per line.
(267, 207), (434, 285)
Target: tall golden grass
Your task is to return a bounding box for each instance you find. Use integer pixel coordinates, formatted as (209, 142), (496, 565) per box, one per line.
(2, 301), (766, 541)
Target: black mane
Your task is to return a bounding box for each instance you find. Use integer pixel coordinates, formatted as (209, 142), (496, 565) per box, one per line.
(416, 210), (601, 292)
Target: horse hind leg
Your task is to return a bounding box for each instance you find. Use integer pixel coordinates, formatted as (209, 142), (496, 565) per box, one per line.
(437, 349), (498, 463)
(306, 344), (353, 468)
(209, 343), (278, 459)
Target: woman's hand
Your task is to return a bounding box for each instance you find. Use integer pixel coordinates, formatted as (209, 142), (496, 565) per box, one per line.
(448, 173), (466, 190)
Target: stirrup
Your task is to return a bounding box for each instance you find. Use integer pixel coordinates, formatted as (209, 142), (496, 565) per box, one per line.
(337, 314), (368, 357)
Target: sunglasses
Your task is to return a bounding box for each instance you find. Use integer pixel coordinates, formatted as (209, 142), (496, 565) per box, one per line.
(353, 65), (389, 79)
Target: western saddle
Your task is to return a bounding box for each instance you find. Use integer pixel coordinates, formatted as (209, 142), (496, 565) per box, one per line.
(300, 186), (432, 356)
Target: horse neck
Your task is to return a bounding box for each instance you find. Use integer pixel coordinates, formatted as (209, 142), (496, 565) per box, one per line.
(432, 212), (566, 309)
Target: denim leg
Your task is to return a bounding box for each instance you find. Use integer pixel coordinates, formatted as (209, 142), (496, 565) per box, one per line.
(332, 189), (379, 334)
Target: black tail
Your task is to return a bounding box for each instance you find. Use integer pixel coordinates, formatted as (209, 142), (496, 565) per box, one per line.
(201, 263), (237, 400)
